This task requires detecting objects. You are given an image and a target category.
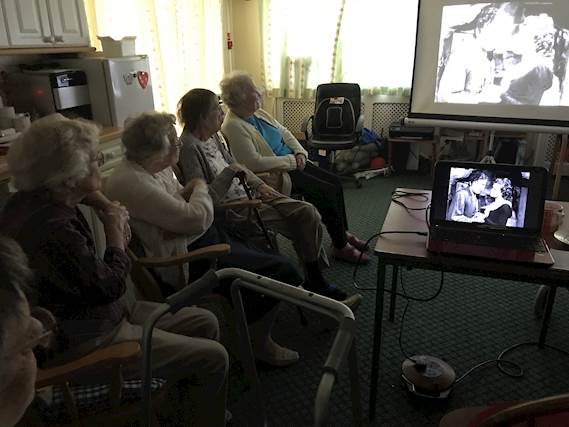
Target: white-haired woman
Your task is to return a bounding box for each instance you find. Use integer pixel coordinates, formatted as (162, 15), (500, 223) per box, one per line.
(105, 111), (305, 367)
(220, 71), (369, 264)
(0, 114), (229, 426)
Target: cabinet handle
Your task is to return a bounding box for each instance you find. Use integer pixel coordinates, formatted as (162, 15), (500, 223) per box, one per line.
(43, 35), (55, 43)
(54, 35), (64, 42)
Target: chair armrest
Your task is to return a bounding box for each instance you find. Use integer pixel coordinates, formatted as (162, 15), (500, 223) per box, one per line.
(217, 198), (262, 210)
(35, 341), (141, 388)
(480, 393), (569, 427)
(136, 244), (231, 268)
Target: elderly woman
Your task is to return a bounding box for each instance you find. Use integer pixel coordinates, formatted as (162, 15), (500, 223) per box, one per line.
(104, 111), (306, 367)
(220, 71), (369, 264)
(177, 88), (358, 303)
(0, 114), (228, 426)
(0, 237), (44, 427)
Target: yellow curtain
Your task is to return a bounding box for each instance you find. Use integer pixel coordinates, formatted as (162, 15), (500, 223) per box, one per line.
(84, 0), (224, 115)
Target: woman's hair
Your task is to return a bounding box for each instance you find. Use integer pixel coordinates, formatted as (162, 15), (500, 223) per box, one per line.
(122, 112), (176, 163)
(465, 169), (490, 183)
(219, 71), (255, 110)
(7, 114), (99, 193)
(177, 89), (217, 131)
(494, 177), (513, 201)
(0, 237), (33, 373)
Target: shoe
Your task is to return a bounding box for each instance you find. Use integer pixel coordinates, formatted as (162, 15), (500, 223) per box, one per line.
(346, 232), (368, 252)
(341, 293), (363, 312)
(332, 243), (370, 264)
(254, 337), (300, 367)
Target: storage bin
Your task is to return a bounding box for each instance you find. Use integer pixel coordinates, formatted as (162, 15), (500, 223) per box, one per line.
(97, 36), (136, 57)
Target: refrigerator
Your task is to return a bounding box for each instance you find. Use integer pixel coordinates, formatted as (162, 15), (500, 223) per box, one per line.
(60, 56), (155, 128)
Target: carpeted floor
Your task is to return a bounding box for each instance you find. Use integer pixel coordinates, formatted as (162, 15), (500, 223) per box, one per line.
(228, 170), (569, 427)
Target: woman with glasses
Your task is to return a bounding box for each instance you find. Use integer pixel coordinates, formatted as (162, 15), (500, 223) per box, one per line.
(220, 71), (370, 264)
(0, 114), (229, 426)
(105, 111), (307, 367)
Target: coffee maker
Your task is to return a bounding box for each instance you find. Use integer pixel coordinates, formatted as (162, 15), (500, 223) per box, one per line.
(7, 69), (92, 120)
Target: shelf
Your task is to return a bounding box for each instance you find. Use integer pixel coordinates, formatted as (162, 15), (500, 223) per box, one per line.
(0, 46), (96, 56)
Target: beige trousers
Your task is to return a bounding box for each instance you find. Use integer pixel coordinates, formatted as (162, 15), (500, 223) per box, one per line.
(256, 195), (328, 264)
(112, 301), (228, 427)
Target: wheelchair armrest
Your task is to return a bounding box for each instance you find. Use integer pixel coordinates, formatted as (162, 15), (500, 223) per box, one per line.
(136, 244), (231, 268)
(36, 341), (141, 388)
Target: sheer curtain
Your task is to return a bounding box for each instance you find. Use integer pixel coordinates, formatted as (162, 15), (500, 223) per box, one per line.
(84, 0), (224, 115)
(261, 0), (418, 97)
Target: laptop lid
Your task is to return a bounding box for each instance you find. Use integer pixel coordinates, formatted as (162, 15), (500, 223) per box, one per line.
(430, 161), (548, 237)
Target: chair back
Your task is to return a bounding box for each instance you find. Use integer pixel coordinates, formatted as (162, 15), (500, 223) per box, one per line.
(312, 83), (361, 141)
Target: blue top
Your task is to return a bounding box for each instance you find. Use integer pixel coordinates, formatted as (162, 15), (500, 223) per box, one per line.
(244, 115), (293, 156)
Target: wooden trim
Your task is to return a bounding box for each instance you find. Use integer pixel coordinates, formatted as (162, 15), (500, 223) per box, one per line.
(99, 127), (123, 143)
(0, 46), (96, 55)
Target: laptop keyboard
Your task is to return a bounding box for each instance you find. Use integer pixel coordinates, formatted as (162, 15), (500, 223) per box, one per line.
(433, 229), (547, 253)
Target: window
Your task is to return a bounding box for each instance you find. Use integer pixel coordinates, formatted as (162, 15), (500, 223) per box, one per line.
(262, 0), (418, 96)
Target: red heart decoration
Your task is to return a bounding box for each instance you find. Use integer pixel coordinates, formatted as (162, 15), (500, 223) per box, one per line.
(137, 71), (149, 89)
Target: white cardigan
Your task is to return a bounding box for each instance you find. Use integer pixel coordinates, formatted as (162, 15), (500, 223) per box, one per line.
(104, 159), (214, 287)
(221, 109), (308, 195)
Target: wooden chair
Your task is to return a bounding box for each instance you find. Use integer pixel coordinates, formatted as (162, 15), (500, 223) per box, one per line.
(439, 393), (569, 427)
(20, 341), (166, 427)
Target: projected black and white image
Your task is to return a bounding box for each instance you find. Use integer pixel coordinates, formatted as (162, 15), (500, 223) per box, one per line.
(445, 167), (529, 227)
(435, 1), (569, 106)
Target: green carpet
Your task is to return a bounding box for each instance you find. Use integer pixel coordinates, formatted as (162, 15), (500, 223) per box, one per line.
(228, 172), (569, 427)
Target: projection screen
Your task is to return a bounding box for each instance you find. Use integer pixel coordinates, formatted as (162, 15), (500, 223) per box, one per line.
(408, 0), (569, 132)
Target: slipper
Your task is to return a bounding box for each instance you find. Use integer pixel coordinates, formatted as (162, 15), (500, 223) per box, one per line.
(346, 232), (369, 252)
(254, 338), (299, 367)
(303, 282), (347, 301)
(332, 243), (370, 264)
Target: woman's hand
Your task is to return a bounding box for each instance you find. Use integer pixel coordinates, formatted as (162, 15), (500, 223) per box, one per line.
(180, 178), (207, 201)
(96, 202), (130, 250)
(295, 153), (307, 171)
(256, 183), (281, 201)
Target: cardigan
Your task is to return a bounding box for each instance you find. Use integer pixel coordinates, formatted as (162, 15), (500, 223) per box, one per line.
(221, 109), (308, 195)
(104, 159), (214, 286)
(179, 131), (265, 204)
(0, 190), (131, 347)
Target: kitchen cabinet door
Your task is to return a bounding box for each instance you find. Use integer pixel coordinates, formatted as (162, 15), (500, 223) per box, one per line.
(47, 0), (90, 46)
(0, 2), (9, 47)
(3, 0), (53, 46)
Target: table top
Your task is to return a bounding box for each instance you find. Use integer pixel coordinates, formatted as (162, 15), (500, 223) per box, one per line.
(374, 188), (569, 286)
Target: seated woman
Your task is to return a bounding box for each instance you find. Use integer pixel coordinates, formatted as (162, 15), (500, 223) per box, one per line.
(104, 111), (307, 367)
(0, 114), (228, 426)
(177, 88), (359, 302)
(219, 71), (369, 264)
(0, 236), (44, 427)
(479, 178), (514, 226)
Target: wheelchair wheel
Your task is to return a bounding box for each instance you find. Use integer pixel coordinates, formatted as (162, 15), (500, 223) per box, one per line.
(533, 285), (551, 319)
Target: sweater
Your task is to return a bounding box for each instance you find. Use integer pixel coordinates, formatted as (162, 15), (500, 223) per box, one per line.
(104, 159), (214, 286)
(221, 109), (308, 195)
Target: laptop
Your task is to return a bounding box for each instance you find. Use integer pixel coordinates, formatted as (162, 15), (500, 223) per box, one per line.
(427, 161), (554, 266)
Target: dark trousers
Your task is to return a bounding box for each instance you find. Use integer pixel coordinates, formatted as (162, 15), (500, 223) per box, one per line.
(188, 223), (303, 322)
(289, 162), (348, 248)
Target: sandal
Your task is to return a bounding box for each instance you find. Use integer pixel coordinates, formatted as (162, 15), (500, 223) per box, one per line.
(332, 243), (370, 264)
(254, 338), (299, 367)
(346, 232), (369, 252)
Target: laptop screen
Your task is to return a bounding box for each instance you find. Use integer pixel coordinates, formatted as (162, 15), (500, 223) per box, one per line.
(431, 161), (547, 235)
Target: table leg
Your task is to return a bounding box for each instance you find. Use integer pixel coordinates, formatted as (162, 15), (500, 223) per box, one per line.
(538, 285), (557, 348)
(369, 260), (386, 421)
(389, 265), (398, 322)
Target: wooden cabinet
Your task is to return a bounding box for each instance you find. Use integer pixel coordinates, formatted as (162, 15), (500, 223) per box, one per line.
(3, 0), (89, 47)
(0, 2), (9, 47)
